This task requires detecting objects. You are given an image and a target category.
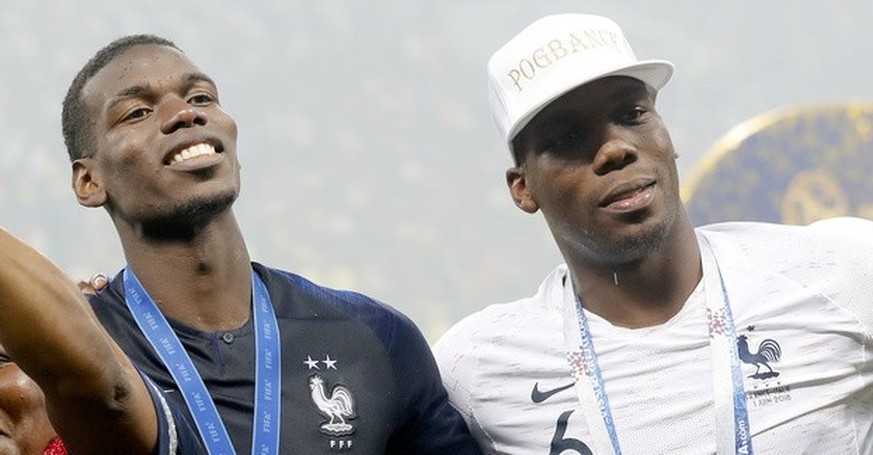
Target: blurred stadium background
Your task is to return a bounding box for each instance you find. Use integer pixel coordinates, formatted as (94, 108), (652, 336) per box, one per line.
(2, 0), (872, 341)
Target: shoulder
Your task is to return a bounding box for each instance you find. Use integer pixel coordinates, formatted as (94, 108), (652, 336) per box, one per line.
(698, 217), (873, 247)
(255, 262), (431, 363)
(255, 262), (417, 330)
(435, 264), (567, 349)
(697, 217), (873, 269)
(433, 298), (534, 361)
(699, 218), (873, 332)
(431, 301), (522, 412)
(435, 264), (566, 358)
(433, 264), (566, 395)
(697, 217), (873, 280)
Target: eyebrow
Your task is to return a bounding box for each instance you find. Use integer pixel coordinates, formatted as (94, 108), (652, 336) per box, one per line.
(107, 71), (217, 110)
(609, 82), (649, 102)
(185, 71), (216, 88)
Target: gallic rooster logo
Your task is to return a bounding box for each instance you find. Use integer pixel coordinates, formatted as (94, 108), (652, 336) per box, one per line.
(309, 374), (357, 436)
(736, 326), (782, 380)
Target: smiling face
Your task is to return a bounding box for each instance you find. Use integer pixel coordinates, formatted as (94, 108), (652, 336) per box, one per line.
(507, 76), (685, 267)
(0, 344), (56, 455)
(73, 44), (240, 237)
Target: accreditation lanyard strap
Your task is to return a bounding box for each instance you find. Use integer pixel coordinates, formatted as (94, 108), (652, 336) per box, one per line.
(562, 236), (753, 455)
(123, 268), (282, 455)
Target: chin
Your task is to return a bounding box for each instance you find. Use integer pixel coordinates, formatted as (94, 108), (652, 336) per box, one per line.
(621, 226), (668, 257)
(620, 208), (681, 259)
(580, 212), (676, 266)
(140, 190), (238, 240)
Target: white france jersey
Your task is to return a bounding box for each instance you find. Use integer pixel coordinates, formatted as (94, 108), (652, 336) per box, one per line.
(433, 217), (873, 454)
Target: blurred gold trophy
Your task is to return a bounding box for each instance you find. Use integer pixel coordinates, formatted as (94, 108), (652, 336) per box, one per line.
(682, 103), (873, 226)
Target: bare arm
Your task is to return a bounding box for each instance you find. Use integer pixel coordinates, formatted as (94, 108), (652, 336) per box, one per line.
(0, 227), (158, 455)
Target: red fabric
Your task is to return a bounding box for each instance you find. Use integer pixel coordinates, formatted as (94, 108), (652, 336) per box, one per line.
(42, 437), (68, 455)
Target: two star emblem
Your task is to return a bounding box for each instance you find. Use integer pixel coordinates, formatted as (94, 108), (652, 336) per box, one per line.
(304, 355), (337, 370)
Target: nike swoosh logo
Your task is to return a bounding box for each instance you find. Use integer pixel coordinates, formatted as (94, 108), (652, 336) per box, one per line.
(530, 381), (575, 403)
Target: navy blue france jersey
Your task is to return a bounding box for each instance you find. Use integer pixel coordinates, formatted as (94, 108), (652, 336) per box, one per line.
(89, 262), (481, 455)
(141, 369), (207, 454)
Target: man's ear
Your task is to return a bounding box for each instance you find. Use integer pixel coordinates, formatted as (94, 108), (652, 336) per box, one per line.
(71, 158), (107, 208)
(506, 166), (539, 214)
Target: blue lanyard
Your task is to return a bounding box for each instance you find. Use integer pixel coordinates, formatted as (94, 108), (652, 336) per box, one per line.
(123, 268), (282, 455)
(565, 237), (753, 454)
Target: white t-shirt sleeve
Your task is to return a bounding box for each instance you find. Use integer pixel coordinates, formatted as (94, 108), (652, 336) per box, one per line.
(433, 311), (492, 450)
(805, 217), (873, 336)
(704, 217), (873, 337)
(745, 216), (873, 336)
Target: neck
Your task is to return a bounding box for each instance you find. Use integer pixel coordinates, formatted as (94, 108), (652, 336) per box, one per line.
(565, 218), (701, 329)
(117, 211), (252, 331)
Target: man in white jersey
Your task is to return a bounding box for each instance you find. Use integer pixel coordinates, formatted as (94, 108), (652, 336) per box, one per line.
(433, 13), (873, 454)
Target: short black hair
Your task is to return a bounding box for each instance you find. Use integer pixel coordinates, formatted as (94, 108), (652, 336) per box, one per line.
(61, 34), (180, 161)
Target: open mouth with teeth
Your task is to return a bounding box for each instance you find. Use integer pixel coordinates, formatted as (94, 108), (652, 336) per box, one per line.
(168, 143), (218, 165)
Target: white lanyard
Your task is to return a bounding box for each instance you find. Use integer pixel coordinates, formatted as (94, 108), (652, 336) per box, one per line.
(562, 235), (753, 454)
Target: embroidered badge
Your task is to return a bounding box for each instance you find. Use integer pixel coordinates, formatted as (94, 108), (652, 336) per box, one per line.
(736, 326), (782, 380)
(738, 326), (792, 409)
(304, 354), (357, 450)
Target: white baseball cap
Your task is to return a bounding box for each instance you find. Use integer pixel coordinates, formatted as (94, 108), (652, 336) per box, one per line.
(488, 14), (674, 153)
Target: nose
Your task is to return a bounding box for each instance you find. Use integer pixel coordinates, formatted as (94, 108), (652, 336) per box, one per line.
(592, 126), (637, 175)
(160, 99), (207, 134)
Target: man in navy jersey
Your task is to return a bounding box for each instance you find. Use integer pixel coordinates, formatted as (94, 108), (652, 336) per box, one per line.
(61, 34), (481, 454)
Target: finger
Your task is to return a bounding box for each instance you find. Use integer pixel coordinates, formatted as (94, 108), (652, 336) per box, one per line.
(89, 273), (109, 291)
(77, 280), (96, 294)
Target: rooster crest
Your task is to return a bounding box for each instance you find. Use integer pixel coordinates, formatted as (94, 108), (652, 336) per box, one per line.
(737, 334), (782, 380)
(309, 374), (357, 436)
